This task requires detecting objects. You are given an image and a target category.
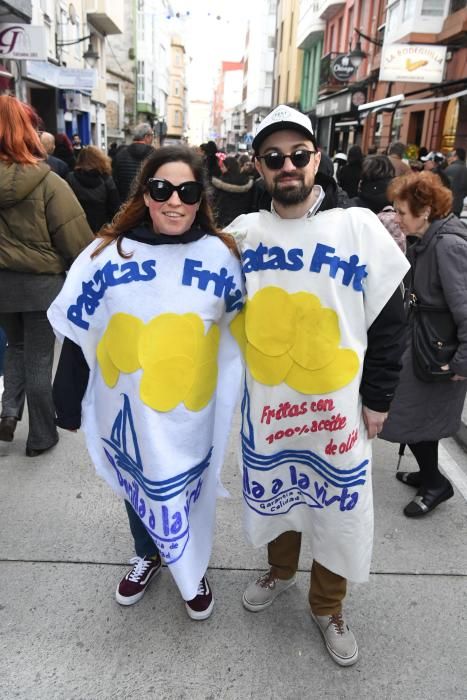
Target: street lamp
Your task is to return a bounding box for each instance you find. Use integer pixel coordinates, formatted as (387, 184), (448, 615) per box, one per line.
(57, 35), (99, 68)
(82, 43), (100, 68)
(348, 40), (367, 69)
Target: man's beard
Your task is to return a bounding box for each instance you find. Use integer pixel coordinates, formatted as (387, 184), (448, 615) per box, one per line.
(271, 174), (314, 206)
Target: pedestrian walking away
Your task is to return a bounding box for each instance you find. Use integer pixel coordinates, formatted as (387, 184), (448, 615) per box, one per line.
(226, 105), (409, 667)
(49, 146), (244, 620)
(0, 96), (93, 456)
(40, 132), (70, 179)
(380, 172), (467, 517)
(66, 146), (121, 233)
(112, 123), (155, 202)
(445, 147), (467, 217)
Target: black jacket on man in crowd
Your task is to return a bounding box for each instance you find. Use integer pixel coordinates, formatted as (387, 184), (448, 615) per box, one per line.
(112, 142), (154, 202)
(445, 158), (467, 217)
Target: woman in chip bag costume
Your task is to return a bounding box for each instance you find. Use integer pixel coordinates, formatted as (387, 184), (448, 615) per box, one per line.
(49, 146), (244, 620)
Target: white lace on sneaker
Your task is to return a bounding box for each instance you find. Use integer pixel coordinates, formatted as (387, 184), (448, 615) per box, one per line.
(195, 577), (209, 596)
(127, 556), (152, 582)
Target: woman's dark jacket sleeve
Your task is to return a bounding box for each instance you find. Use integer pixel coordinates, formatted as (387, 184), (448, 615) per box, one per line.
(105, 175), (121, 220)
(53, 338), (89, 429)
(360, 287), (407, 412)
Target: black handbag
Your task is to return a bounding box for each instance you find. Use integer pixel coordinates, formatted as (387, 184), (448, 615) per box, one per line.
(410, 297), (458, 382)
(407, 216), (466, 383)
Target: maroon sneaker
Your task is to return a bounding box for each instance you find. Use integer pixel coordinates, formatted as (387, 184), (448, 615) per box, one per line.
(185, 576), (214, 620)
(115, 555), (161, 606)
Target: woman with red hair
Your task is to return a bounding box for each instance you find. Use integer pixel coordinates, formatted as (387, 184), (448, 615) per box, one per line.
(0, 96), (93, 456)
(380, 172), (467, 517)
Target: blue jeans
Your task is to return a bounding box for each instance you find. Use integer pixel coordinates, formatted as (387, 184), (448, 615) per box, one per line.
(125, 501), (159, 559)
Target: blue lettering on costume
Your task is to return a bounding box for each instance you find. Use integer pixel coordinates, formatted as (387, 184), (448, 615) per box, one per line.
(242, 243), (304, 273)
(310, 244), (367, 291)
(182, 258), (243, 311)
(67, 259), (157, 329)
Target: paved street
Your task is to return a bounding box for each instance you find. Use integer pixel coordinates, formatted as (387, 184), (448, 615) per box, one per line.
(1, 410), (466, 700)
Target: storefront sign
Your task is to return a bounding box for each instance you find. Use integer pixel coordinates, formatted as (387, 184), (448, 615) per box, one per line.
(25, 61), (97, 90)
(56, 68), (97, 90)
(332, 55), (356, 82)
(316, 92), (352, 118)
(0, 24), (47, 60)
(380, 43), (446, 84)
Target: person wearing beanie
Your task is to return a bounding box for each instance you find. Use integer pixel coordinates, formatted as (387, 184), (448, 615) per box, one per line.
(226, 104), (409, 668)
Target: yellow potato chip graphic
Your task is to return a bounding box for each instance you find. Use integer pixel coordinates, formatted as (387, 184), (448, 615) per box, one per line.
(104, 313), (144, 373)
(183, 313), (205, 360)
(246, 343), (293, 385)
(184, 360), (218, 411)
(290, 291), (321, 313)
(140, 356), (195, 412)
(230, 310), (247, 356)
(289, 307), (340, 370)
(286, 348), (359, 394)
(138, 314), (197, 369)
(246, 287), (297, 356)
(200, 324), (220, 363)
(97, 337), (119, 388)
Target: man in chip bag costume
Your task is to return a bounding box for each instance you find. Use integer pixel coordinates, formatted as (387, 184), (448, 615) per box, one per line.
(227, 106), (409, 666)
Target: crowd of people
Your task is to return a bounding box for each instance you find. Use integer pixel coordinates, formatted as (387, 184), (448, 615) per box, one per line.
(1, 95), (467, 668)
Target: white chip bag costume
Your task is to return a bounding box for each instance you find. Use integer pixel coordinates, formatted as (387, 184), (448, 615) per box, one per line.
(48, 234), (243, 600)
(228, 207), (409, 581)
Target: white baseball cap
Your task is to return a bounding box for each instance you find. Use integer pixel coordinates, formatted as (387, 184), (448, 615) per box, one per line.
(252, 105), (315, 152)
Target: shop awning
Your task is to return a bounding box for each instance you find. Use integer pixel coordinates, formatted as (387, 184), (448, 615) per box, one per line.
(401, 87), (467, 107)
(334, 120), (359, 130)
(358, 94), (405, 118)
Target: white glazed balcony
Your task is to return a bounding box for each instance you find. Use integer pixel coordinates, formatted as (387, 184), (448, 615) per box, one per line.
(318, 0), (345, 22)
(297, 1), (325, 49)
(84, 0), (124, 35)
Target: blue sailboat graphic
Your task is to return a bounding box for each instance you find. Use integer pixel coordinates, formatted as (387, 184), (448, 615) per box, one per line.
(240, 381), (367, 515)
(102, 394), (212, 501)
(101, 394), (212, 565)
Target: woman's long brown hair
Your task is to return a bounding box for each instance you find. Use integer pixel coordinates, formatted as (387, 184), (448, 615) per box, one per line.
(92, 145), (238, 258)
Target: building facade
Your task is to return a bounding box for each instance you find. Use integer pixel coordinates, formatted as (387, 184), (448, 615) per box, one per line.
(296, 0), (467, 155)
(166, 34), (186, 142)
(273, 0), (303, 108)
(0, 0), (123, 147)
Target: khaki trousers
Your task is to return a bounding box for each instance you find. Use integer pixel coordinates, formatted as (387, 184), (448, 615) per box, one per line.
(268, 531), (347, 616)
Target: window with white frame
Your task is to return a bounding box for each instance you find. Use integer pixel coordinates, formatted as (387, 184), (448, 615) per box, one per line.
(137, 61), (145, 102)
(386, 1), (400, 33)
(421, 0), (444, 15)
(402, 0), (415, 20)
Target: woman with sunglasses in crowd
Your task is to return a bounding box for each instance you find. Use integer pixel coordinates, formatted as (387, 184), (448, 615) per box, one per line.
(49, 146), (244, 620)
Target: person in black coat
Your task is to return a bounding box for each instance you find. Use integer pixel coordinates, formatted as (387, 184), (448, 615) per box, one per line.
(53, 133), (76, 171)
(40, 132), (70, 179)
(112, 123), (155, 201)
(380, 172), (467, 517)
(211, 156), (255, 227)
(66, 146), (121, 233)
(337, 145), (363, 198)
(348, 155), (395, 214)
(200, 141), (222, 181)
